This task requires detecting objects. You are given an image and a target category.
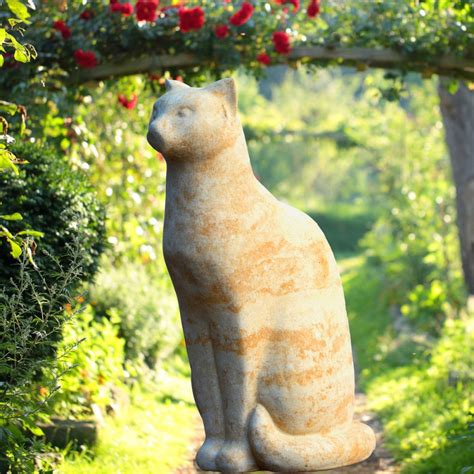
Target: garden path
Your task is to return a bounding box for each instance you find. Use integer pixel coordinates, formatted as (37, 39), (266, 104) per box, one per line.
(174, 391), (398, 474)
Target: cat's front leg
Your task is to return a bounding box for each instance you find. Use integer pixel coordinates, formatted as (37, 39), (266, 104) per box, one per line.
(180, 304), (225, 471)
(209, 314), (263, 473)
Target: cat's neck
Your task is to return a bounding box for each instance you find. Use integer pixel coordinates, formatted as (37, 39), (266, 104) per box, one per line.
(166, 129), (255, 187)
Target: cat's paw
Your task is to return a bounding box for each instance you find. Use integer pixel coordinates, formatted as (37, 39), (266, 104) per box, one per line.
(215, 441), (258, 473)
(195, 437), (224, 471)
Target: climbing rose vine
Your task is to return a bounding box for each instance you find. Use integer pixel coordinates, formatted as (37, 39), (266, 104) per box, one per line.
(2, 0), (323, 87)
(2, 0), (471, 95)
(273, 31), (291, 54)
(74, 49), (98, 68)
(135, 0), (159, 22)
(215, 24), (230, 38)
(52, 20), (71, 40)
(179, 6), (205, 32)
(229, 2), (254, 26)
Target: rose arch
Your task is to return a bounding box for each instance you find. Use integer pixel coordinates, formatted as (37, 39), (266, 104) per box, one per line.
(2, 0), (474, 298)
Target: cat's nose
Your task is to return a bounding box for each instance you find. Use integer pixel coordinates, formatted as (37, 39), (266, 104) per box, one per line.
(146, 123), (162, 152)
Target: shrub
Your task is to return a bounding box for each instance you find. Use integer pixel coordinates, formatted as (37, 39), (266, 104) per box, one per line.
(367, 314), (474, 473)
(89, 260), (181, 369)
(45, 304), (126, 420)
(0, 140), (106, 291)
(0, 250), (84, 473)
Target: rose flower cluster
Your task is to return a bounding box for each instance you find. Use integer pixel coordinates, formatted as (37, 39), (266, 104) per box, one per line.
(49, 0), (322, 109)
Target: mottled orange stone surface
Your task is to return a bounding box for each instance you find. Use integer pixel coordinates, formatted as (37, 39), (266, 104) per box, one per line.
(147, 78), (376, 472)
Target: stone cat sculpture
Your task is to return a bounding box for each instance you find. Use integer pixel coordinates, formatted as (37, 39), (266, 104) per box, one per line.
(147, 78), (376, 473)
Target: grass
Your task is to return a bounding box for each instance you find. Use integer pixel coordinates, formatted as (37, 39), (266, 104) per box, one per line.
(342, 256), (474, 474)
(58, 370), (198, 474)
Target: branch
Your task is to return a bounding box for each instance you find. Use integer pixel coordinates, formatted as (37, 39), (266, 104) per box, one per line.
(70, 53), (200, 84)
(244, 127), (358, 147)
(68, 47), (474, 84)
(289, 47), (474, 80)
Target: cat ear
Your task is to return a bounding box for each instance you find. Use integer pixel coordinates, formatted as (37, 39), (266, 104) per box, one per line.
(206, 78), (237, 115)
(165, 79), (190, 91)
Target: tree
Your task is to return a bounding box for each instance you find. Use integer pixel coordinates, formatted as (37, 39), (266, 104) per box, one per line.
(438, 81), (474, 298)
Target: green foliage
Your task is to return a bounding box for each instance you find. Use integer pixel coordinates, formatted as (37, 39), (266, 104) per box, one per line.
(400, 280), (450, 334)
(0, 249), (84, 473)
(0, 0), (472, 94)
(0, 140), (106, 290)
(308, 206), (376, 254)
(90, 260), (181, 369)
(304, 1), (473, 61)
(46, 305), (126, 419)
(0, 0), (37, 67)
(344, 257), (474, 474)
(237, 70), (379, 212)
(358, 75), (465, 331)
(0, 101), (42, 263)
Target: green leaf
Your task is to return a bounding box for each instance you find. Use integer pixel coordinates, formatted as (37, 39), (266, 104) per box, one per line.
(0, 225), (14, 239)
(26, 424), (44, 437)
(0, 29), (6, 46)
(26, 244), (38, 269)
(13, 48), (28, 63)
(17, 229), (44, 237)
(0, 101), (18, 115)
(0, 212), (23, 221)
(6, 0), (30, 21)
(0, 152), (19, 174)
(0, 55), (4, 68)
(8, 238), (22, 258)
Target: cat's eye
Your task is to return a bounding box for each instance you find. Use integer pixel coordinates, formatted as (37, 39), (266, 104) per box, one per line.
(176, 107), (193, 118)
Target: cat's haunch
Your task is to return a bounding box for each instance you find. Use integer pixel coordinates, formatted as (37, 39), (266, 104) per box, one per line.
(148, 77), (376, 472)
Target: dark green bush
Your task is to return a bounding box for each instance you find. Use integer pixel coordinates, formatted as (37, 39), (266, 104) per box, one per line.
(0, 139), (107, 390)
(0, 141), (106, 472)
(308, 208), (376, 254)
(0, 140), (106, 290)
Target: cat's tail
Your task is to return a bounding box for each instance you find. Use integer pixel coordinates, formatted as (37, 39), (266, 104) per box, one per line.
(248, 404), (376, 472)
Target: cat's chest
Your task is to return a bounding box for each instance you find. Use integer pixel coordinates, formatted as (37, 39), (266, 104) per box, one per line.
(163, 207), (237, 272)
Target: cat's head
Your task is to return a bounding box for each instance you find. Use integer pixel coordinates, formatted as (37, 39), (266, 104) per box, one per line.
(147, 78), (240, 161)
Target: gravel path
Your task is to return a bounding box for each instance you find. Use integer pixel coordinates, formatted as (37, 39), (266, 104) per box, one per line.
(174, 392), (398, 474)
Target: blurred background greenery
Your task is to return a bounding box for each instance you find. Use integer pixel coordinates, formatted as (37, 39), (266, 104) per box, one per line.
(1, 2), (473, 470)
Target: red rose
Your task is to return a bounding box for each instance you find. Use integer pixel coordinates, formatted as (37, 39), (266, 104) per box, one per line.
(74, 49), (98, 68)
(229, 1), (254, 26)
(111, 2), (133, 15)
(110, 2), (123, 12)
(307, 0), (320, 18)
(257, 52), (271, 66)
(214, 24), (230, 39)
(80, 9), (93, 20)
(135, 0), (159, 22)
(272, 31), (291, 54)
(179, 6), (205, 32)
(275, 0), (300, 13)
(120, 2), (133, 15)
(118, 94), (138, 109)
(53, 20), (71, 40)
